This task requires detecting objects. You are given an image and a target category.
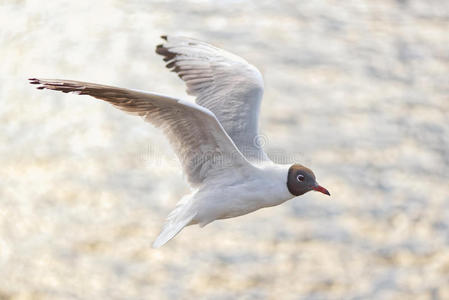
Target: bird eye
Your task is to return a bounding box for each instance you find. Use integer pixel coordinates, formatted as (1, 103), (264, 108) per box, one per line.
(297, 174), (305, 182)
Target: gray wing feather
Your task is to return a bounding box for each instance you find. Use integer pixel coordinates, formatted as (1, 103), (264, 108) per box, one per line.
(156, 36), (270, 163)
(29, 78), (251, 187)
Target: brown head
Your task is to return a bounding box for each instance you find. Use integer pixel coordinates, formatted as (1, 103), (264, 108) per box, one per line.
(287, 164), (330, 197)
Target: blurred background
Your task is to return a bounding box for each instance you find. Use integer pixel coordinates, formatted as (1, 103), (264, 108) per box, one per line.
(1, 0), (449, 299)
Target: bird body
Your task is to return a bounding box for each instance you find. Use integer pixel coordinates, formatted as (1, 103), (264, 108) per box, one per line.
(153, 162), (292, 247)
(30, 35), (329, 248)
(193, 163), (292, 223)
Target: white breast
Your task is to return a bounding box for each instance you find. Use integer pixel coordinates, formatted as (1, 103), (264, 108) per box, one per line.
(191, 163), (294, 225)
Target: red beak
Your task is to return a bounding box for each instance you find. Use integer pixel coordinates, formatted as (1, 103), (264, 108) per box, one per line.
(313, 184), (330, 196)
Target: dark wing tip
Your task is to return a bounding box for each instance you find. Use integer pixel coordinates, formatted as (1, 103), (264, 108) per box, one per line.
(28, 77), (48, 90)
(155, 43), (176, 63)
(155, 44), (164, 53)
(29, 78), (44, 89)
(28, 78), (41, 84)
(156, 35), (177, 62)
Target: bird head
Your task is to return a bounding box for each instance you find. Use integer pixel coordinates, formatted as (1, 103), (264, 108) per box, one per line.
(287, 164), (330, 196)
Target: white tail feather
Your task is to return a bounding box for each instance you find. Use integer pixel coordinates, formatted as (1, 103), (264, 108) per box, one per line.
(152, 196), (196, 248)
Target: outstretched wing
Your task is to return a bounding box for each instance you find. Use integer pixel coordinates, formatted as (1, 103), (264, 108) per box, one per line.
(29, 78), (253, 187)
(156, 36), (270, 163)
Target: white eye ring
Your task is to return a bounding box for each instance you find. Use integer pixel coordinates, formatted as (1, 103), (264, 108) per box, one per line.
(297, 174), (305, 182)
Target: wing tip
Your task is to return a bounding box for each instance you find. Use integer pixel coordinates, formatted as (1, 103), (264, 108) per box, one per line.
(28, 78), (83, 94)
(28, 78), (41, 84)
(28, 78), (47, 90)
(156, 35), (168, 52)
(155, 43), (176, 63)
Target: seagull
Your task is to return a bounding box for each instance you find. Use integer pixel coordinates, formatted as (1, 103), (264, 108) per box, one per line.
(29, 35), (330, 248)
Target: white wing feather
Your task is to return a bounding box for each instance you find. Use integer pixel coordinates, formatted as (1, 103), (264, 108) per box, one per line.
(29, 78), (252, 187)
(156, 36), (270, 163)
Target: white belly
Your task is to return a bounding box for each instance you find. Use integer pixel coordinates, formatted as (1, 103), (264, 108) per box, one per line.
(190, 164), (294, 226)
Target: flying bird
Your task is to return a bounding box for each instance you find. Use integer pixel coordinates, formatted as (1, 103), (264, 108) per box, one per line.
(29, 35), (330, 248)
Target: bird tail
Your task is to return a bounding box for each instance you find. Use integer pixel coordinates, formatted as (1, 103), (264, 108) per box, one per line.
(152, 195), (196, 248)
